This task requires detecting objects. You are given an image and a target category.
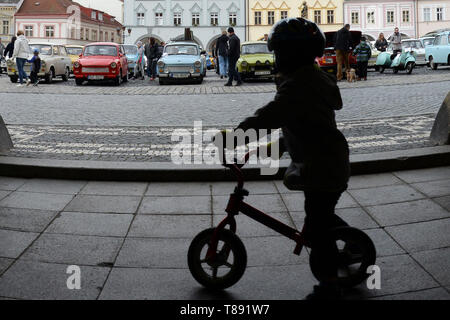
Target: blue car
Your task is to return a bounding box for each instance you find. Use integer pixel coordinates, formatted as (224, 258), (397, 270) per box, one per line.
(425, 31), (450, 70)
(123, 44), (139, 76)
(156, 41), (205, 85)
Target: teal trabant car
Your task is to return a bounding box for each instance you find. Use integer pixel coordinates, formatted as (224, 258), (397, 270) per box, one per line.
(236, 41), (276, 80)
(425, 31), (450, 70)
(156, 41), (205, 85)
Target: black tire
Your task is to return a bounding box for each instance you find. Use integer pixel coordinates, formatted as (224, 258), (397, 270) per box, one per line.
(406, 62), (414, 74)
(309, 226), (376, 288)
(62, 67), (69, 81)
(379, 66), (385, 73)
(374, 66), (379, 72)
(392, 67), (398, 74)
(188, 228), (247, 290)
(75, 78), (83, 86)
(114, 72), (121, 86)
(9, 75), (18, 83)
(45, 69), (54, 84)
(159, 79), (166, 85)
(122, 70), (128, 83)
(430, 57), (438, 70)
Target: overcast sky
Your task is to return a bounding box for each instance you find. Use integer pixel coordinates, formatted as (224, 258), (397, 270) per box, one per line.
(76, 0), (123, 23)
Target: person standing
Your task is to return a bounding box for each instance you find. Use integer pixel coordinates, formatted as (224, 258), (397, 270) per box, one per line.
(145, 37), (158, 81)
(389, 27), (402, 56)
(132, 41), (145, 80)
(375, 33), (388, 52)
(3, 36), (16, 59)
(0, 39), (4, 58)
(27, 48), (41, 86)
(215, 30), (229, 79)
(334, 24), (352, 81)
(225, 27), (242, 86)
(352, 37), (371, 81)
(12, 30), (31, 86)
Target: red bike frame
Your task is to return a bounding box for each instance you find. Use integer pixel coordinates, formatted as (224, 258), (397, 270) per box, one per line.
(206, 149), (307, 261)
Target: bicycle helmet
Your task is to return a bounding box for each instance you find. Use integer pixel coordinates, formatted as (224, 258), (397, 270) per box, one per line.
(268, 18), (325, 59)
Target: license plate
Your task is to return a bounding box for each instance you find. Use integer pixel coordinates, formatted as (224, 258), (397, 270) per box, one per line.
(326, 58), (333, 64)
(255, 70), (271, 76)
(88, 75), (104, 80)
(172, 73), (188, 78)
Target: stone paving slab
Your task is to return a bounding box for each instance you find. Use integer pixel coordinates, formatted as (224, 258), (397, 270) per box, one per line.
(17, 179), (87, 195)
(412, 247), (450, 287)
(348, 185), (425, 206)
(65, 195), (141, 214)
(0, 191), (74, 211)
(372, 287), (450, 300)
(0, 229), (39, 258)
(0, 207), (58, 232)
(138, 195), (211, 214)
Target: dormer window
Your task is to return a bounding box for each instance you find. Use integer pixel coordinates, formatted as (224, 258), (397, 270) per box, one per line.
(98, 12), (103, 21)
(91, 11), (96, 19)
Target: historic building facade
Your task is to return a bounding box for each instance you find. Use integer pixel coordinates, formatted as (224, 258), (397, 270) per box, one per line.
(246, 0), (344, 41)
(14, 0), (123, 45)
(123, 0), (246, 52)
(0, 0), (22, 42)
(343, 0), (416, 40)
(417, 0), (450, 37)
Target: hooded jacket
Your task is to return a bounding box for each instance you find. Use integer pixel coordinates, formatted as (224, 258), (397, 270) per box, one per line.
(334, 27), (353, 51)
(237, 64), (350, 192)
(215, 34), (229, 57)
(12, 35), (30, 59)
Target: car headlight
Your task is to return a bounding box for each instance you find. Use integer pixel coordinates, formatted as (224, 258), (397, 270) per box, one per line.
(241, 61), (248, 67)
(110, 62), (117, 68)
(157, 60), (165, 67)
(73, 61), (80, 68)
(194, 61), (201, 68)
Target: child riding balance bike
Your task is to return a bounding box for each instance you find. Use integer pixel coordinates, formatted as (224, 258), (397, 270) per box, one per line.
(187, 18), (376, 300)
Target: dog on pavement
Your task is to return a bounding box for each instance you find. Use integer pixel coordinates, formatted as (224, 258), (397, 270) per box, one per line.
(346, 68), (357, 82)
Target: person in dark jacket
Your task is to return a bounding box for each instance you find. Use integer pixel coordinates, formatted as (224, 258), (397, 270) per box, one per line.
(334, 24), (352, 81)
(145, 37), (159, 80)
(215, 31), (229, 79)
(27, 48), (41, 86)
(375, 33), (388, 52)
(226, 18), (351, 299)
(225, 27), (242, 86)
(3, 36), (16, 59)
(352, 36), (371, 80)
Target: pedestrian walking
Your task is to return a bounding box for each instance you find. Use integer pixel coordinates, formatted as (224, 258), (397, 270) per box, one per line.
(27, 48), (41, 86)
(224, 27), (242, 87)
(132, 41), (145, 80)
(215, 30), (229, 79)
(375, 33), (388, 52)
(334, 24), (352, 81)
(352, 36), (371, 81)
(3, 36), (16, 59)
(12, 30), (31, 87)
(389, 27), (402, 56)
(145, 37), (158, 81)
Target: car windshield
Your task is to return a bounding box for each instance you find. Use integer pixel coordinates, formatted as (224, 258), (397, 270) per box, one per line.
(165, 45), (198, 55)
(84, 45), (117, 56)
(123, 45), (138, 55)
(403, 41), (423, 49)
(66, 47), (83, 55)
(30, 44), (52, 55)
(242, 44), (271, 54)
(422, 38), (434, 46)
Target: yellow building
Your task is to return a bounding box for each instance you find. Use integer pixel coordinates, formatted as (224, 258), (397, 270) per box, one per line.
(0, 0), (21, 42)
(246, 0), (344, 41)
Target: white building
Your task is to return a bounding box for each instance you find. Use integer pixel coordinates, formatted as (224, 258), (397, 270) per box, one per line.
(123, 0), (246, 52)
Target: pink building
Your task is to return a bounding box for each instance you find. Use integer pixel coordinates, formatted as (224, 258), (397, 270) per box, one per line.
(343, 0), (417, 41)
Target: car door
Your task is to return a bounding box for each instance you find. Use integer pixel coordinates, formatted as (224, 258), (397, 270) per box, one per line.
(437, 34), (449, 63)
(119, 45), (127, 74)
(51, 45), (62, 75)
(58, 46), (70, 72)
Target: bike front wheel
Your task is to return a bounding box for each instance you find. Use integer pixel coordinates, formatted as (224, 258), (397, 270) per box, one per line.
(309, 226), (376, 288)
(188, 228), (247, 290)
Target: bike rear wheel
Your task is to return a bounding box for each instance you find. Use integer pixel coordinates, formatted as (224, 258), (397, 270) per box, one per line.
(309, 226), (376, 288)
(188, 228), (247, 290)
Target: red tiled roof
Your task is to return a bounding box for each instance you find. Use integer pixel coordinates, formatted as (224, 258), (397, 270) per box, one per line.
(15, 0), (122, 28)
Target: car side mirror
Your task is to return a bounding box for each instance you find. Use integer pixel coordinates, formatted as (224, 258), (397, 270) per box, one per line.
(79, 54), (82, 58)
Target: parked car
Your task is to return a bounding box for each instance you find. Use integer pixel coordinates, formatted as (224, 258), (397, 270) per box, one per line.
(65, 45), (83, 72)
(7, 43), (71, 83)
(205, 54), (216, 70)
(315, 31), (362, 74)
(402, 39), (427, 65)
(0, 56), (6, 74)
(156, 41), (205, 85)
(425, 31), (450, 70)
(236, 41), (276, 80)
(420, 37), (435, 48)
(73, 42), (128, 86)
(123, 44), (138, 77)
(367, 42), (380, 69)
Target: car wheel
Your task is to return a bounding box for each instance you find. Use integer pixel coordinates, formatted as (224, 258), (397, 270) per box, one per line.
(122, 69), (128, 83)
(62, 67), (70, 81)
(9, 75), (18, 83)
(159, 79), (166, 85)
(429, 57), (438, 70)
(45, 68), (54, 84)
(406, 62), (414, 75)
(379, 66), (385, 73)
(374, 66), (379, 72)
(392, 67), (398, 74)
(75, 78), (84, 86)
(114, 72), (121, 86)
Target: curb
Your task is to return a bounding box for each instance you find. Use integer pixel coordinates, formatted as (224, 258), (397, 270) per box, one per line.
(0, 146), (449, 181)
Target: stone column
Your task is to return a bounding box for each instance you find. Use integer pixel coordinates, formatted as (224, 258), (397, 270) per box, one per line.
(0, 115), (13, 152)
(430, 91), (450, 146)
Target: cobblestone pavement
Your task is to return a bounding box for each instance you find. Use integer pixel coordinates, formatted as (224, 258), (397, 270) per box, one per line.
(0, 167), (449, 299)
(3, 114), (435, 161)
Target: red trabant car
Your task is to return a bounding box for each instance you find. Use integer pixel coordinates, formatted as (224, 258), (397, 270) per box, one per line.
(73, 42), (128, 86)
(315, 31), (362, 74)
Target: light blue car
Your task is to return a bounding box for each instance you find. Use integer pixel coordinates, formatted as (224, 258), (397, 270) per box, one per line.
(123, 44), (139, 77)
(425, 31), (450, 70)
(156, 41), (205, 85)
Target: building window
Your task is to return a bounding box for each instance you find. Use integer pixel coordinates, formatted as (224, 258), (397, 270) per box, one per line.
(327, 10), (334, 24)
(367, 11), (375, 24)
(281, 11), (288, 20)
(229, 13), (237, 26)
(210, 13), (218, 26)
(91, 11), (96, 19)
(80, 28), (84, 40)
(402, 10), (410, 23)
(192, 13), (200, 26)
(25, 25), (34, 37)
(137, 12), (145, 26)
(155, 12), (163, 26)
(111, 32), (114, 42)
(85, 28), (89, 40)
(351, 11), (359, 24)
(387, 10), (394, 24)
(98, 13), (103, 21)
(2, 20), (9, 35)
(45, 26), (55, 38)
(174, 13), (181, 26)
(314, 10), (321, 24)
(254, 11), (262, 25)
(423, 8), (431, 22)
(437, 7), (443, 21)
(268, 11), (275, 25)
(92, 30), (97, 41)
